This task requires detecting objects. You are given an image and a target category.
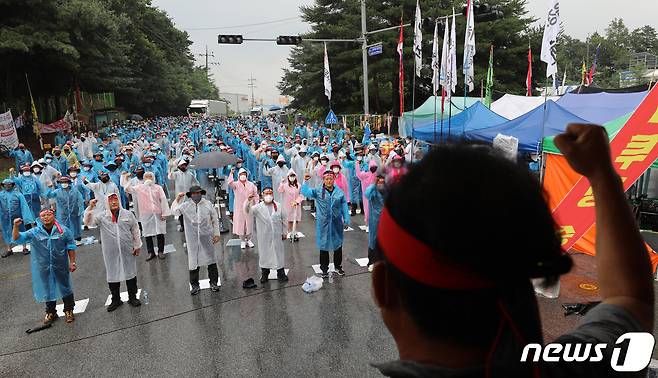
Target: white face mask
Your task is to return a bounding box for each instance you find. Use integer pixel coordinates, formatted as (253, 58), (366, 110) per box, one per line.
(83, 167), (90, 171)
(313, 156), (319, 162)
(239, 175), (247, 182)
(263, 194), (274, 203)
(357, 156), (363, 161)
(70, 172), (78, 178)
(332, 167), (340, 174)
(33, 168), (41, 174)
(61, 183), (69, 189)
(144, 179), (154, 185)
(22, 171), (31, 177)
(45, 159), (52, 164)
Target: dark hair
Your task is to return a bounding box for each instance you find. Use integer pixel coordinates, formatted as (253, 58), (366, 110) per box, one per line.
(380, 143), (571, 348)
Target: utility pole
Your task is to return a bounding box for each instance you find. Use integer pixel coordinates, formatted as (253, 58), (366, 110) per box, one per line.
(360, 0), (369, 115)
(248, 74), (257, 109)
(198, 45), (220, 78)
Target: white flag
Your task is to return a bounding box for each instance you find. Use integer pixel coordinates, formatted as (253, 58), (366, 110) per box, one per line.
(431, 21), (440, 95)
(439, 17), (449, 87)
(323, 43), (331, 101)
(413, 0), (422, 77)
(449, 9), (457, 95)
(540, 0), (560, 78)
(463, 0), (476, 92)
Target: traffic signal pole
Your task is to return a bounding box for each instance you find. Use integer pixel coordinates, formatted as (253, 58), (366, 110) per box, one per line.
(360, 0), (369, 115)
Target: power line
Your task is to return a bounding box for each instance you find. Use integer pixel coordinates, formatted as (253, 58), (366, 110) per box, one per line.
(184, 16), (300, 31)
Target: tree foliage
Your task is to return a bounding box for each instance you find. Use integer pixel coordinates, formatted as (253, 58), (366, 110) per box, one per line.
(0, 0), (219, 117)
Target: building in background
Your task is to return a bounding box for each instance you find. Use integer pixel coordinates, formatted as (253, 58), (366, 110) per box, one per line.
(219, 93), (250, 115)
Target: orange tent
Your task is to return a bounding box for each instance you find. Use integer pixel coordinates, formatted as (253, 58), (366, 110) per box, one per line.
(543, 153), (658, 272)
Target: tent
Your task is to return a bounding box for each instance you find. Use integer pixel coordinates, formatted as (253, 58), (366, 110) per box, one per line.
(568, 83), (651, 94)
(556, 91), (647, 125)
(400, 96), (481, 137)
(413, 102), (508, 143)
(466, 100), (590, 153)
(490, 94), (559, 120)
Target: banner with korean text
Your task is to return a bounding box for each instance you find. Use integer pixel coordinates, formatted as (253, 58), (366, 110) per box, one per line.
(553, 85), (658, 250)
(0, 110), (19, 149)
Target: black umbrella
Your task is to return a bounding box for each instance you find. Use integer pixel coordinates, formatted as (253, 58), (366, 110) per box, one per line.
(189, 151), (239, 169)
(127, 114), (143, 121)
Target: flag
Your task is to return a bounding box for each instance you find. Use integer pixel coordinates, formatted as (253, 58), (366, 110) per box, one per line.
(587, 43), (600, 85)
(413, 0), (422, 77)
(448, 9), (457, 97)
(540, 0), (560, 79)
(323, 43), (332, 101)
(485, 46), (494, 108)
(439, 17), (449, 87)
(561, 69), (567, 94)
(581, 60), (587, 85)
(526, 46), (533, 96)
(431, 20), (440, 95)
(463, 0), (476, 92)
(397, 18), (405, 115)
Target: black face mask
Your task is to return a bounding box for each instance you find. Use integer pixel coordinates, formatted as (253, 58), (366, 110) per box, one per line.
(369, 167), (377, 173)
(54, 152), (61, 156)
(179, 166), (187, 172)
(136, 172), (144, 179)
(100, 176), (110, 183)
(277, 162), (285, 167)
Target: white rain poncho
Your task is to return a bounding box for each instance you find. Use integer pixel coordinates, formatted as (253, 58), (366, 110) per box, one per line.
(85, 194), (143, 282)
(123, 176), (170, 237)
(85, 180), (119, 212)
(245, 200), (286, 269)
(171, 197), (220, 270)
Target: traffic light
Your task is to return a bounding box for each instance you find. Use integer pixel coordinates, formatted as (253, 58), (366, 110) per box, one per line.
(470, 4), (504, 22)
(276, 35), (302, 45)
(217, 35), (244, 44)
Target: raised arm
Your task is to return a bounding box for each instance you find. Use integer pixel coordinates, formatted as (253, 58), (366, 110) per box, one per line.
(555, 124), (654, 330)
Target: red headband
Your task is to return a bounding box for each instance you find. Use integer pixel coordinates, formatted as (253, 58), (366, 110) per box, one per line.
(377, 208), (495, 290)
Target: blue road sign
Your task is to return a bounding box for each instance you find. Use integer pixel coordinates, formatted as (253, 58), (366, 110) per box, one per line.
(368, 44), (383, 56)
(325, 109), (338, 125)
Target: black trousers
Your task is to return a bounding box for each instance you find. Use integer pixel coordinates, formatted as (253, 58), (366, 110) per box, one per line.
(108, 277), (138, 302)
(178, 215), (185, 231)
(368, 248), (380, 266)
(189, 264), (218, 286)
(145, 234), (165, 254)
(261, 267), (286, 278)
(319, 247), (343, 273)
(45, 293), (74, 314)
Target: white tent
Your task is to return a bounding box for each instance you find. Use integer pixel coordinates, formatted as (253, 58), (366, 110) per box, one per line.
(491, 94), (559, 120)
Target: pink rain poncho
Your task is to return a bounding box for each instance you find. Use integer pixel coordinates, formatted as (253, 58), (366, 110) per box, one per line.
(355, 160), (378, 224)
(316, 161), (350, 203)
(124, 181), (170, 237)
(227, 168), (259, 236)
(277, 169), (304, 222)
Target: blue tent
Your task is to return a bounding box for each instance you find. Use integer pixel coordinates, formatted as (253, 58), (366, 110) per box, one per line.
(556, 91), (647, 125)
(413, 102), (508, 143)
(466, 100), (590, 153)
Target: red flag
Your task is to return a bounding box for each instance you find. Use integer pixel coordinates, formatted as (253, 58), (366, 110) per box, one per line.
(526, 47), (532, 96)
(397, 18), (405, 116)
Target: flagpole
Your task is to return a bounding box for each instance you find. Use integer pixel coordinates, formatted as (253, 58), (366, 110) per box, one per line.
(25, 73), (43, 150)
(411, 59), (416, 163)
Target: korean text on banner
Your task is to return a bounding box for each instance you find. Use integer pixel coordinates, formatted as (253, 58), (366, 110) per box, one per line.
(0, 110), (19, 149)
(39, 118), (71, 134)
(552, 84), (658, 251)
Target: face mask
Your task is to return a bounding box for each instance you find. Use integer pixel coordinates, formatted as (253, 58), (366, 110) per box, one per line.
(64, 149), (70, 153)
(263, 194), (274, 203)
(144, 163), (152, 167)
(83, 167), (90, 171)
(236, 163), (242, 168)
(100, 176), (110, 183)
(313, 156), (319, 161)
(144, 179), (154, 185)
(299, 153), (306, 158)
(288, 176), (296, 183)
(33, 168), (41, 174)
(22, 171), (31, 177)
(179, 166), (187, 172)
(266, 152), (271, 157)
(136, 172), (144, 179)
(99, 146), (104, 151)
(45, 159), (52, 164)
(54, 152), (61, 156)
(393, 162), (402, 168)
(277, 162), (285, 167)
(357, 156), (363, 161)
(332, 167), (340, 174)
(5, 185), (14, 191)
(61, 183), (69, 189)
(321, 160), (328, 166)
(239, 175), (247, 182)
(191, 193), (202, 203)
(369, 167), (377, 173)
(70, 172), (78, 178)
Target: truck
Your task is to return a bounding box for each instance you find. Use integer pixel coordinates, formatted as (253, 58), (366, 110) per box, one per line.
(188, 99), (228, 117)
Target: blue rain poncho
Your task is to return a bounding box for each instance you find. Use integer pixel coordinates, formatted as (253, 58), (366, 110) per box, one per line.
(14, 174), (44, 218)
(301, 182), (350, 251)
(0, 185), (35, 244)
(365, 184), (385, 250)
(15, 221), (76, 302)
(44, 186), (85, 240)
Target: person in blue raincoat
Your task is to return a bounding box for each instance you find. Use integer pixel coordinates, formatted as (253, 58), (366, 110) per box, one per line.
(13, 209), (77, 324)
(51, 146), (69, 174)
(364, 175), (386, 270)
(301, 169), (350, 278)
(9, 143), (34, 171)
(14, 164), (44, 222)
(0, 178), (35, 257)
(44, 176), (85, 241)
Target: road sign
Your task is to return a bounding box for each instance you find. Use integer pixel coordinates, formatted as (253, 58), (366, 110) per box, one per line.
(368, 44), (383, 56)
(325, 109), (338, 125)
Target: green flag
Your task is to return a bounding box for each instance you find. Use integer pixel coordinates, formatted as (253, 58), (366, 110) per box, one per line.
(484, 45), (494, 108)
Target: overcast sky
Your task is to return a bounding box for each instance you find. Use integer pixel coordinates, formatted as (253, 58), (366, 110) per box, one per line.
(152, 0), (657, 105)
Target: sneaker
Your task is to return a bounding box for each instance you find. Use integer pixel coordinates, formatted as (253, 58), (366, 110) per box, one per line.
(368, 264), (374, 273)
(64, 310), (75, 323)
(210, 283), (220, 292)
(1, 250), (13, 258)
(278, 273), (289, 282)
(176, 225), (182, 232)
(226, 211), (231, 216)
(128, 298), (141, 307)
(190, 285), (200, 296)
(240, 241), (246, 249)
(157, 253), (166, 260)
(107, 300), (123, 312)
(23, 248), (30, 255)
(247, 240), (255, 248)
(260, 275), (269, 284)
(43, 312), (58, 325)
(335, 268), (345, 276)
(146, 253), (156, 261)
(320, 272), (329, 279)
